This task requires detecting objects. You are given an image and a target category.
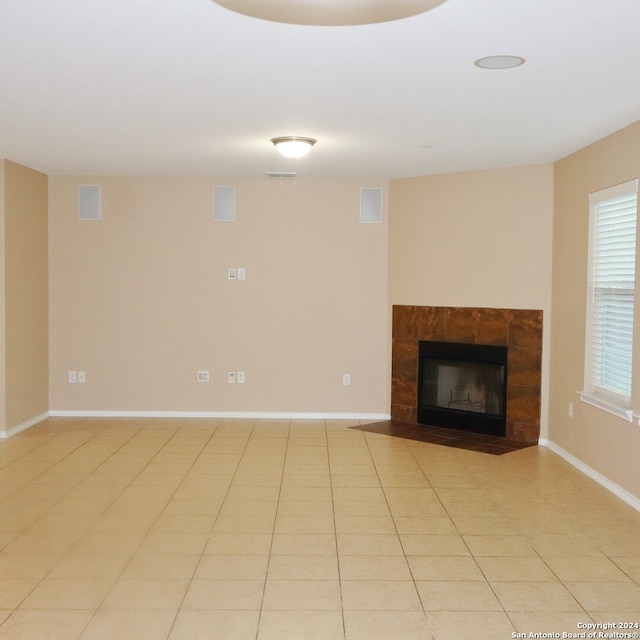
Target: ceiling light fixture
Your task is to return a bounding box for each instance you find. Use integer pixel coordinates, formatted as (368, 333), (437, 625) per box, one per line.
(271, 136), (316, 159)
(474, 55), (526, 70)
(212, 0), (447, 26)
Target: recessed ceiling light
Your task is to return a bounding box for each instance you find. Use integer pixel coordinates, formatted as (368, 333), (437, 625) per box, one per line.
(212, 0), (447, 26)
(474, 55), (526, 70)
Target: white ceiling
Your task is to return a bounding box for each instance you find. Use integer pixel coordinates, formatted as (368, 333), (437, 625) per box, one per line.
(2, 0), (640, 179)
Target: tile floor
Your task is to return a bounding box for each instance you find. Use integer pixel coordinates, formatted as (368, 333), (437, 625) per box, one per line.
(0, 417), (638, 640)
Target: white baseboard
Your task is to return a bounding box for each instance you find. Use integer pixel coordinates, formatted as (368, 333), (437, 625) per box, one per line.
(539, 438), (640, 513)
(0, 412), (50, 439)
(48, 410), (391, 421)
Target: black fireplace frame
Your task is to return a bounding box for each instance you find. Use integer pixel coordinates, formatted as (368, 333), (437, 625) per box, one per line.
(417, 340), (508, 437)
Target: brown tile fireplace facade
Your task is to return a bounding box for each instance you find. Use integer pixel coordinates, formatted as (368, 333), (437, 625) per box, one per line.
(391, 306), (542, 443)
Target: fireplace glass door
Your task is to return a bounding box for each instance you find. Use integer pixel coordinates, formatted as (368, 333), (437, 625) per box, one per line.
(418, 341), (507, 437)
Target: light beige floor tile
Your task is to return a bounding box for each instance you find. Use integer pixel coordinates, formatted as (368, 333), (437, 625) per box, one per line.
(463, 534), (536, 557)
(151, 514), (215, 533)
(491, 581), (584, 612)
(48, 554), (129, 580)
(68, 532), (144, 556)
(267, 555), (339, 580)
(137, 532), (208, 555)
(212, 514), (275, 534)
(273, 514), (335, 534)
(425, 610), (515, 640)
(544, 555), (632, 582)
(258, 610), (345, 640)
(393, 517), (457, 535)
(564, 581), (640, 612)
(416, 580), (502, 611)
(101, 578), (189, 610)
(612, 556), (640, 581)
(276, 500), (334, 516)
(0, 580), (39, 609)
(399, 534), (470, 557)
(407, 555), (485, 581)
(194, 554), (270, 580)
(334, 516), (396, 535)
(0, 610), (94, 640)
(337, 534), (404, 556)
(475, 556), (558, 582)
(271, 533), (337, 556)
(79, 609), (176, 639)
(339, 555), (412, 581)
(182, 579), (265, 610)
(204, 533), (273, 555)
(344, 610), (430, 640)
(20, 578), (113, 610)
(169, 610), (260, 640)
(120, 554), (199, 579)
(0, 553), (60, 580)
(509, 610), (594, 634)
(341, 580), (422, 611)
(262, 580), (341, 610)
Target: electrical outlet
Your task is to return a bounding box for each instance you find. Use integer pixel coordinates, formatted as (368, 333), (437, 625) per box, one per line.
(342, 373), (351, 386)
(197, 370), (210, 383)
(77, 371), (86, 384)
(227, 371), (236, 384)
(237, 371), (245, 384)
(237, 267), (246, 281)
(68, 370), (77, 384)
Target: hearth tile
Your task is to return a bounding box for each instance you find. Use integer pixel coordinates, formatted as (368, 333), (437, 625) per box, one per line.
(507, 386), (541, 424)
(508, 347), (542, 386)
(390, 405), (417, 424)
(476, 308), (510, 345)
(416, 306), (447, 341)
(392, 306), (417, 339)
(391, 376), (416, 408)
(445, 307), (477, 343)
(508, 309), (543, 349)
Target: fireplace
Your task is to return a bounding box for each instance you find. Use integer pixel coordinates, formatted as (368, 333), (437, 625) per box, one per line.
(391, 306), (542, 443)
(418, 341), (507, 437)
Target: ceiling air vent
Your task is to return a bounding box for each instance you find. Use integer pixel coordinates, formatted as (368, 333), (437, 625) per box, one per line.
(266, 171), (297, 178)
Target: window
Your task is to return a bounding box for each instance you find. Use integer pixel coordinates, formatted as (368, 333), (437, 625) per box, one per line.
(581, 179), (638, 420)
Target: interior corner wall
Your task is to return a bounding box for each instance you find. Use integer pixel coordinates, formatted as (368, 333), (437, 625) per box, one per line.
(0, 163), (6, 431)
(387, 164), (554, 439)
(2, 160), (49, 432)
(48, 177), (389, 416)
(550, 120), (640, 501)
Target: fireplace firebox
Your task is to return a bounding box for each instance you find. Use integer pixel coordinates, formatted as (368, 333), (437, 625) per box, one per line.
(417, 341), (507, 437)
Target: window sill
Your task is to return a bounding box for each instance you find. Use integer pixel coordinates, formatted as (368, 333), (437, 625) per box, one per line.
(579, 391), (633, 422)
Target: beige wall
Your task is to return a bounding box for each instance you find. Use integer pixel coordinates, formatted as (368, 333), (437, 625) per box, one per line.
(49, 177), (389, 415)
(1, 161), (49, 432)
(551, 121), (640, 500)
(388, 165), (554, 437)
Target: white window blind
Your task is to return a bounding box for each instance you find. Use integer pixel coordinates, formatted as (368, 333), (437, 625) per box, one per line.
(583, 179), (638, 413)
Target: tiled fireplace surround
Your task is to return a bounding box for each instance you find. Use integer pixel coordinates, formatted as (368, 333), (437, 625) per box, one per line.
(391, 305), (542, 443)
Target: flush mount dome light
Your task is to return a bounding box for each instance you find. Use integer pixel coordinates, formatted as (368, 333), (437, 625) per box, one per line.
(474, 55), (526, 70)
(271, 136), (316, 159)
(212, 0), (447, 26)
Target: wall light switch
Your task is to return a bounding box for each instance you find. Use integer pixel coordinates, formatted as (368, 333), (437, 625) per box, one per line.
(227, 371), (236, 384)
(342, 373), (351, 386)
(68, 370), (77, 384)
(228, 268), (237, 280)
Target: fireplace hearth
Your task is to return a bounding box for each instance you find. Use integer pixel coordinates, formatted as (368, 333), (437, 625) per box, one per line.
(418, 340), (507, 437)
